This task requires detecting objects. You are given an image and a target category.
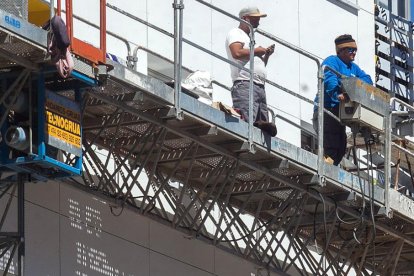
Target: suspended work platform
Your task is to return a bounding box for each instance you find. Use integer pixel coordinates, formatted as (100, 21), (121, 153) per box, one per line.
(0, 4), (414, 276)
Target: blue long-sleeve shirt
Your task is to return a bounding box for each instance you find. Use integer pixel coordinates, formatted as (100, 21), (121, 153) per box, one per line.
(314, 55), (373, 111)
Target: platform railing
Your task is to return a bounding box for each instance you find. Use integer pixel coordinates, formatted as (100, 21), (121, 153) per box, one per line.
(105, 1), (329, 160)
(187, 0), (257, 151)
(50, 0), (409, 200)
(102, 0), (406, 199)
(173, 0), (184, 120)
(56, 0), (107, 64)
(385, 97), (414, 216)
(255, 28), (326, 184)
(106, 1), (258, 151)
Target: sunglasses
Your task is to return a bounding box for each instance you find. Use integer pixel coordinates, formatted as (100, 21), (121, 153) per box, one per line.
(346, 47), (357, 54)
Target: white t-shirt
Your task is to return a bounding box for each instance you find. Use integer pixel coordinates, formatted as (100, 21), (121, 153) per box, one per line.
(225, 28), (266, 85)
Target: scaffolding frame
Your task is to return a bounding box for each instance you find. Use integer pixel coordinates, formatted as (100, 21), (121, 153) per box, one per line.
(0, 0), (414, 275)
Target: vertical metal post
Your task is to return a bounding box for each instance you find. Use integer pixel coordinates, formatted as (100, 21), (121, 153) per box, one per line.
(247, 31), (255, 152)
(384, 108), (391, 217)
(389, 26), (395, 100)
(386, 0), (395, 101)
(28, 75), (32, 155)
(49, 0), (55, 19)
(384, 0), (393, 217)
(66, 0), (73, 45)
(17, 174), (25, 276)
(191, 0), (255, 150)
(75, 89), (83, 171)
(173, 0), (184, 120)
(57, 0), (61, 15)
(317, 67), (325, 185)
(100, 0), (107, 61)
(37, 73), (46, 157)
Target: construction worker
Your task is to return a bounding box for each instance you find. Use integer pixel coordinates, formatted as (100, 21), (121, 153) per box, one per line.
(313, 34), (373, 165)
(225, 6), (277, 137)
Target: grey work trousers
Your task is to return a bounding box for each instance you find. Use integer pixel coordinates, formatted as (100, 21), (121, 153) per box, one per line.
(231, 80), (269, 123)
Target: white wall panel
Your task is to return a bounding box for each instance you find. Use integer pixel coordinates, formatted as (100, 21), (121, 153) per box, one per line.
(359, 0), (374, 12)
(147, 0), (175, 61)
(210, 1), (239, 105)
(299, 0), (358, 60)
(356, 8), (376, 79)
(181, 0), (213, 73)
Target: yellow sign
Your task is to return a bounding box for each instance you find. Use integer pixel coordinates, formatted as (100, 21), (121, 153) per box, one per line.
(47, 124), (81, 147)
(45, 110), (81, 137)
(45, 90), (82, 156)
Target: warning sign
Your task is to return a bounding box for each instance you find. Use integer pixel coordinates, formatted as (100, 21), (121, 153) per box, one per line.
(44, 90), (82, 156)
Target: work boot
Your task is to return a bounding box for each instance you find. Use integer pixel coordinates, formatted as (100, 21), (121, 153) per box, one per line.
(324, 155), (334, 165)
(253, 121), (277, 137)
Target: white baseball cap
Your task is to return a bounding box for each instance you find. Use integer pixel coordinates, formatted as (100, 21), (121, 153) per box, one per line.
(239, 6), (267, 18)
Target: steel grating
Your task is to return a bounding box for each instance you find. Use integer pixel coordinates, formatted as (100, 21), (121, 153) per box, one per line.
(0, 30), (46, 69)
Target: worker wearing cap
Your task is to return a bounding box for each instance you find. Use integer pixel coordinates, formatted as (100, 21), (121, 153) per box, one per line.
(313, 34), (373, 165)
(225, 6), (277, 137)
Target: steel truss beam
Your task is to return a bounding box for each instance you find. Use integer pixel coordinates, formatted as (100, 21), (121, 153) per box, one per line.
(74, 87), (414, 275)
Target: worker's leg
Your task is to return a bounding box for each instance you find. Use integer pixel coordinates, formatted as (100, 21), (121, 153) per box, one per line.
(231, 81), (249, 121)
(324, 106), (345, 165)
(255, 84), (269, 123)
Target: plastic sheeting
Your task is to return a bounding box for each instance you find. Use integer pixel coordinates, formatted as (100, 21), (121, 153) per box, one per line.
(181, 71), (213, 105)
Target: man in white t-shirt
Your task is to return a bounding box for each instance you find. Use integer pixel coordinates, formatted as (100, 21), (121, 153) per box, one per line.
(225, 6), (277, 137)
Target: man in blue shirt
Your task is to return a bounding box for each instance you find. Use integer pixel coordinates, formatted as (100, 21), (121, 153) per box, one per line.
(313, 34), (373, 165)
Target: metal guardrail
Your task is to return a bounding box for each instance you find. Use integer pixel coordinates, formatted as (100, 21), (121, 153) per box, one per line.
(385, 97), (414, 216)
(192, 0), (257, 151)
(102, 1), (412, 198)
(255, 28), (326, 184)
(105, 1), (331, 181)
(173, 0), (184, 119)
(107, 1), (257, 151)
(57, 0), (107, 64)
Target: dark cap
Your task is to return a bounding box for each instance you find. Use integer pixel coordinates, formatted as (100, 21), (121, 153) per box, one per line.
(335, 34), (357, 53)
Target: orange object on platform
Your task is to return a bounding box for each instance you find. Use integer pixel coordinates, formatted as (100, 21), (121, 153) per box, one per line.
(64, 0), (106, 64)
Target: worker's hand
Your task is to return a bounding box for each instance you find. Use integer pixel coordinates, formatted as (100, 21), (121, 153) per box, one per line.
(266, 44), (275, 56)
(337, 93), (346, 101)
(254, 46), (267, 57)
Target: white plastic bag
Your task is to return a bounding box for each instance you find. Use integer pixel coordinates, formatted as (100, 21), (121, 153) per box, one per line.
(181, 71), (213, 104)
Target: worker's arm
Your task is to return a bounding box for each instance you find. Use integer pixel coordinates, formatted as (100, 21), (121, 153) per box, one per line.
(325, 70), (341, 101)
(229, 42), (267, 60)
(355, 65), (373, 85)
(322, 57), (342, 107)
